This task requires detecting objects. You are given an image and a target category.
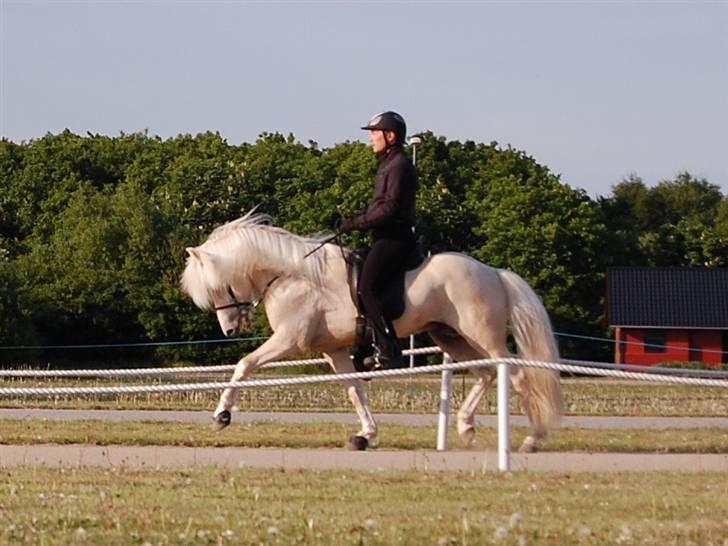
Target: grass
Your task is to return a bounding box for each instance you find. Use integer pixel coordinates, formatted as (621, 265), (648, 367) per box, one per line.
(1, 466), (726, 545)
(2, 371), (726, 545)
(2, 376), (727, 417)
(2, 419), (728, 453)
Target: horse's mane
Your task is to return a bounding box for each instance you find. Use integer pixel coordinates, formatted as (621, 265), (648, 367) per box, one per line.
(191, 210), (334, 291)
(206, 210), (276, 242)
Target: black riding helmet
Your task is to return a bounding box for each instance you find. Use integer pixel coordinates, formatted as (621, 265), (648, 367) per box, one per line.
(361, 111), (406, 144)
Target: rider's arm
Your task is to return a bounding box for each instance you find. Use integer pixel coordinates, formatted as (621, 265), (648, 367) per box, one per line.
(347, 160), (405, 230)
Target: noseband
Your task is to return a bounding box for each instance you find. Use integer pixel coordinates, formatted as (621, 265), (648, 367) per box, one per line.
(213, 277), (279, 312)
(213, 286), (254, 312)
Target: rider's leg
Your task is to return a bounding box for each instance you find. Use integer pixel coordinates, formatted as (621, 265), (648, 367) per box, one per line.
(357, 238), (409, 369)
(351, 315), (375, 373)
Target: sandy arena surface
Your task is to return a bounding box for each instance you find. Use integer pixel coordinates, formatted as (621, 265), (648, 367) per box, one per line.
(1, 444), (727, 472)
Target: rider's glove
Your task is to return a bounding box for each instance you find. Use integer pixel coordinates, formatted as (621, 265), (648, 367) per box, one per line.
(337, 217), (356, 233)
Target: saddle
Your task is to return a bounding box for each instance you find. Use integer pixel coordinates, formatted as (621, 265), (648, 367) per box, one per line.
(345, 243), (425, 369)
(346, 242), (424, 321)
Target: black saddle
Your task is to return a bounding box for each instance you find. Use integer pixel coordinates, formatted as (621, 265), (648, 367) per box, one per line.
(345, 242), (425, 322)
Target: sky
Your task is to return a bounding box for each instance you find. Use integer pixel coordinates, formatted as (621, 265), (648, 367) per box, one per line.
(1, 0), (726, 198)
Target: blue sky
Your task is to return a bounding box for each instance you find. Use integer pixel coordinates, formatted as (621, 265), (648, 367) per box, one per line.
(2, 1), (726, 197)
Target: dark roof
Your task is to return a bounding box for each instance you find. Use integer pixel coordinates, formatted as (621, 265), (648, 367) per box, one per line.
(607, 267), (728, 328)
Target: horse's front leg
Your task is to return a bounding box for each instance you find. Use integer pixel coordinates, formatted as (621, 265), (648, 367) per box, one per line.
(212, 334), (296, 431)
(325, 349), (378, 450)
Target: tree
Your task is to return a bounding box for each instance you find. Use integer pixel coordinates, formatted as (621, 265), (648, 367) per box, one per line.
(601, 172), (726, 266)
(651, 173), (723, 226)
(7, 130), (721, 365)
(409, 133), (483, 254)
(0, 259), (38, 352)
(280, 140), (376, 241)
(465, 146), (611, 356)
(18, 183), (138, 345)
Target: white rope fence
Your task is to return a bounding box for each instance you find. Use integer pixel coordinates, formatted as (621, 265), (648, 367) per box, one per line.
(3, 346), (726, 380)
(4, 350), (727, 471)
(3, 355), (727, 396)
(561, 358), (728, 378)
(0, 346), (445, 378)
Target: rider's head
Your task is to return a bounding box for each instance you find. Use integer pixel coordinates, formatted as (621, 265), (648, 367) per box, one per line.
(361, 111), (406, 154)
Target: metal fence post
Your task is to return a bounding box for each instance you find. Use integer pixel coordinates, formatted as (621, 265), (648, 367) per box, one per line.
(437, 354), (452, 451)
(497, 362), (511, 471)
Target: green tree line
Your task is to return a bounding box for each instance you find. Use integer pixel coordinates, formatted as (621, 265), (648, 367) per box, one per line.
(1, 131), (725, 365)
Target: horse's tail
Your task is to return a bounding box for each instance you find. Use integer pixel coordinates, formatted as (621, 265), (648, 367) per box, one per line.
(497, 269), (563, 434)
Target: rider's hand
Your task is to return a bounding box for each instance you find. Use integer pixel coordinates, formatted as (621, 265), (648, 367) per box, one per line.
(338, 217), (355, 233)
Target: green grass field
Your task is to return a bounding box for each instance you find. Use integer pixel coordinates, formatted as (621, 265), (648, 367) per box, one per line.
(2, 466), (726, 546)
(2, 375), (727, 545)
(2, 419), (728, 453)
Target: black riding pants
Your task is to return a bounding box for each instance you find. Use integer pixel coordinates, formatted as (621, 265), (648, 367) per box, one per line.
(358, 237), (414, 348)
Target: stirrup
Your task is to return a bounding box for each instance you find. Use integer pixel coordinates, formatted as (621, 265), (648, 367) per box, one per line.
(349, 345), (374, 381)
(362, 354), (378, 370)
(363, 347), (404, 371)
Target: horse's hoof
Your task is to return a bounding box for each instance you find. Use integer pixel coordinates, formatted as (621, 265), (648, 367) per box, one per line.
(518, 441), (538, 453)
(346, 435), (369, 451)
(211, 410), (231, 431)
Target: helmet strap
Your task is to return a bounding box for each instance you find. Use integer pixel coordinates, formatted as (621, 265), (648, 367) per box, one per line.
(383, 131), (397, 154)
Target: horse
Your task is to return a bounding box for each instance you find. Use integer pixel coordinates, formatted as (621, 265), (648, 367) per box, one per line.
(180, 211), (563, 452)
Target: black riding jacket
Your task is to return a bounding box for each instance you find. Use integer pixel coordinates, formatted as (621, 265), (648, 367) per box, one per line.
(348, 145), (418, 241)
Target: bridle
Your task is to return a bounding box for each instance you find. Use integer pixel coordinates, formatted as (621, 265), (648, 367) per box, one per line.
(213, 286), (255, 312)
(213, 276), (279, 312)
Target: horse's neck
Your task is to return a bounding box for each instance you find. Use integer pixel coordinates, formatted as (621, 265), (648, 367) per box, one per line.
(249, 267), (283, 299)
(251, 229), (319, 278)
(226, 229), (347, 304)
(261, 253), (353, 336)
(262, 243), (346, 294)
(242, 244), (314, 296)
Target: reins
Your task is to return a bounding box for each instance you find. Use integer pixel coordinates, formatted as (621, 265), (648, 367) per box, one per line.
(303, 232), (343, 259)
(303, 230), (349, 267)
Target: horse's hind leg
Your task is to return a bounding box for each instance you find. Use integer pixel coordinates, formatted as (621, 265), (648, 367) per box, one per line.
(463, 336), (549, 453)
(509, 367), (547, 453)
(325, 349), (378, 450)
(429, 328), (496, 447)
(459, 337), (546, 452)
(213, 334), (296, 431)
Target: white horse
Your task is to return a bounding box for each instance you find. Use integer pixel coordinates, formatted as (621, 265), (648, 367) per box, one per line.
(181, 212), (563, 452)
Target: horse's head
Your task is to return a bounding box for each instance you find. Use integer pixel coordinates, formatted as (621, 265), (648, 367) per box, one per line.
(181, 212), (329, 337)
(211, 283), (256, 337)
(181, 246), (256, 336)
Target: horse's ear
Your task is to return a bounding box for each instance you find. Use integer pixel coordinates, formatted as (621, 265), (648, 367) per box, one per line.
(186, 247), (201, 261)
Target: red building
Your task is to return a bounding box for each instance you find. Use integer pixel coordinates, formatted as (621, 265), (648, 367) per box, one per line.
(606, 268), (728, 367)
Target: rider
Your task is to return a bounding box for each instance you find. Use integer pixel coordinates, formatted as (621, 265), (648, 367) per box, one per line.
(338, 111), (419, 369)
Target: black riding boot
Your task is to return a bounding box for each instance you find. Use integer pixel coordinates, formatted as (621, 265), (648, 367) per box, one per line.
(364, 316), (404, 370)
(350, 316), (375, 374)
